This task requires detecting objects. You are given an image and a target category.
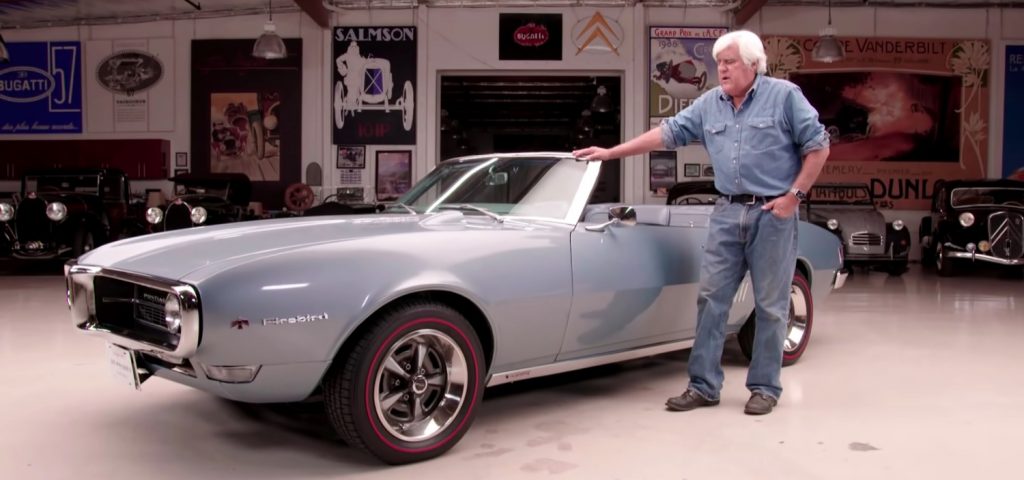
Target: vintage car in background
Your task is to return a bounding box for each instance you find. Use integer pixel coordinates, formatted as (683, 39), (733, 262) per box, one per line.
(919, 179), (1024, 276)
(666, 180), (720, 206)
(66, 153), (847, 464)
(0, 168), (145, 260)
(145, 173), (253, 232)
(802, 183), (911, 276)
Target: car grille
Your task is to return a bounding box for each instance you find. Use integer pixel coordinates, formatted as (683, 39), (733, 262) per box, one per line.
(93, 276), (181, 349)
(850, 232), (882, 246)
(164, 203), (193, 230)
(988, 211), (1024, 259)
(14, 197), (52, 242)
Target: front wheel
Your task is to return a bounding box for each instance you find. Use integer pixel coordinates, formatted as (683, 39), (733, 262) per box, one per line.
(323, 301), (486, 464)
(737, 271), (813, 366)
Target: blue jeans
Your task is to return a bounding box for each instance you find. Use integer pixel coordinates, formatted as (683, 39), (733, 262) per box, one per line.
(687, 198), (798, 400)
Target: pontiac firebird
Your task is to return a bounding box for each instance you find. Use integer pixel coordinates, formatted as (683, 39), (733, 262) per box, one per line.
(66, 152), (847, 464)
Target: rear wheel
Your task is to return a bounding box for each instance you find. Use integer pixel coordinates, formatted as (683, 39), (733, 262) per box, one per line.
(738, 271), (813, 366)
(322, 301), (485, 464)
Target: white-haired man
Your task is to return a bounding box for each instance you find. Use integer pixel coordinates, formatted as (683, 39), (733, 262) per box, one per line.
(573, 30), (830, 415)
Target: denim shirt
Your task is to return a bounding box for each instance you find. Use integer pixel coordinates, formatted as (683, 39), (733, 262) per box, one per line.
(660, 74), (829, 197)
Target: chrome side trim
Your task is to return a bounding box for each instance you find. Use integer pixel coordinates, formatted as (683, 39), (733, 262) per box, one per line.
(66, 260), (201, 361)
(486, 339), (695, 387)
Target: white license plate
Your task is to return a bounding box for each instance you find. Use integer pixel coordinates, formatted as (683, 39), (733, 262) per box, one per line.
(106, 343), (142, 391)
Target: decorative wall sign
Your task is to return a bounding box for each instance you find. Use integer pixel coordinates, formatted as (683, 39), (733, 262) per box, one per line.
(96, 50), (163, 95)
(337, 145), (366, 169)
(499, 13), (562, 61)
(572, 11), (623, 56)
(332, 27), (417, 145)
(765, 35), (991, 209)
(375, 150), (412, 201)
(191, 39), (302, 210)
(0, 41), (83, 134)
(1004, 44), (1024, 180)
(683, 163), (701, 178)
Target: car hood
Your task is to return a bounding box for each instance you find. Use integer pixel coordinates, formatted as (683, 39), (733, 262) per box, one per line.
(806, 206), (886, 233)
(76, 212), (475, 281)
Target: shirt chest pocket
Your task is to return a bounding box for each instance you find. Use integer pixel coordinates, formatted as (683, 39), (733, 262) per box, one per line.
(703, 122), (729, 156)
(745, 117), (784, 150)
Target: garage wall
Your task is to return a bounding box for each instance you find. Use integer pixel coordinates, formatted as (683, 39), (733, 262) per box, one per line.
(2, 4), (1021, 254)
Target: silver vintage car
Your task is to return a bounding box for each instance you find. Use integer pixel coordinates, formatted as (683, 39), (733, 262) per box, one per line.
(801, 183), (911, 276)
(66, 152), (847, 464)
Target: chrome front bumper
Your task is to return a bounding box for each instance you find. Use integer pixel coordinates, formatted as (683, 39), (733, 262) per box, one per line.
(944, 250), (1024, 266)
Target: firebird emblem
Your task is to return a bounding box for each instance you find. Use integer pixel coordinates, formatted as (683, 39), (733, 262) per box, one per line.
(230, 319), (250, 330)
(262, 312), (329, 326)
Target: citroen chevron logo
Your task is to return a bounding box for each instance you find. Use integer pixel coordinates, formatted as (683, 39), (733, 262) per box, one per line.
(572, 11), (623, 56)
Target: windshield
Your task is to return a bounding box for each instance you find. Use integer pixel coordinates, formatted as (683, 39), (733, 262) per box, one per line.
(393, 155), (588, 221)
(950, 187), (1024, 208)
(809, 185), (873, 206)
(174, 182), (230, 199)
(24, 175), (101, 196)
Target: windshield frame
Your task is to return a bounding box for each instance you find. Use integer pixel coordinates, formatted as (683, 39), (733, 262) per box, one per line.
(390, 153), (599, 224)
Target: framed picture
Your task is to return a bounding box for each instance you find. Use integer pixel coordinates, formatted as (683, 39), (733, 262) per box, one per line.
(684, 163), (701, 178)
(175, 152), (188, 167)
(174, 168), (189, 177)
(337, 145), (366, 169)
(703, 165), (715, 177)
(336, 187), (365, 204)
(375, 150), (413, 201)
(649, 151), (677, 195)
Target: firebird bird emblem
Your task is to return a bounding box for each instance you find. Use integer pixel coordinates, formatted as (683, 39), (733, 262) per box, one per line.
(230, 319), (250, 330)
(262, 312), (329, 326)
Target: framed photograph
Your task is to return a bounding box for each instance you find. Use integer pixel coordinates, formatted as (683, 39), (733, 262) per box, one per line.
(174, 168), (189, 177)
(703, 165), (715, 177)
(336, 187), (365, 204)
(175, 152), (188, 167)
(649, 151), (677, 195)
(375, 150), (413, 201)
(684, 163), (701, 178)
(337, 145), (366, 169)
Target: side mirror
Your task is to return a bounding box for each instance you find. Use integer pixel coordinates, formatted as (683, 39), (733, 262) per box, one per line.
(585, 205), (637, 232)
(486, 172), (508, 186)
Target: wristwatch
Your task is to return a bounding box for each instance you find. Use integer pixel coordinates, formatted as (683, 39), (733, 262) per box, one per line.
(789, 188), (808, 202)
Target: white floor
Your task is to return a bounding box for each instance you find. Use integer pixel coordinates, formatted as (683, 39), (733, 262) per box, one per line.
(1, 263), (1021, 480)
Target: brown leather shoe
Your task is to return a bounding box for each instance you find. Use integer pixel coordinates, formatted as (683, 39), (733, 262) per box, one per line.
(744, 392), (778, 415)
(665, 389), (719, 411)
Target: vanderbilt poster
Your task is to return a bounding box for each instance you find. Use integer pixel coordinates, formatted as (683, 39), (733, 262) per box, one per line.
(764, 36), (990, 210)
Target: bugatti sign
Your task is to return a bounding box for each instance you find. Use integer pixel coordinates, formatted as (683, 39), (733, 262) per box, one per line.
(0, 67), (55, 103)
(0, 41), (83, 134)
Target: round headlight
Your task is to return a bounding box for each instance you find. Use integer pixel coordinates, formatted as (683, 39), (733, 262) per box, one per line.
(164, 293), (183, 334)
(190, 206), (208, 225)
(146, 207), (164, 224)
(826, 218), (840, 230)
(892, 219), (905, 231)
(46, 202), (67, 221)
(0, 203), (13, 222)
(959, 212), (975, 227)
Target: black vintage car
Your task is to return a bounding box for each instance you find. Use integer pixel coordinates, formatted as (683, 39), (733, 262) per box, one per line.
(919, 179), (1024, 276)
(146, 173), (253, 232)
(0, 168), (145, 260)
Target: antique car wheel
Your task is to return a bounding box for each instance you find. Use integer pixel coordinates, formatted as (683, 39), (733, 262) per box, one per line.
(887, 261), (908, 276)
(72, 227), (97, 257)
(333, 81), (347, 129)
(284, 183), (315, 211)
(737, 271), (813, 367)
(322, 301), (486, 464)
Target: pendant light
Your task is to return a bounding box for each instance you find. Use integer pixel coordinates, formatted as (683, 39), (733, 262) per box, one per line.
(252, 0), (287, 59)
(811, 0), (845, 63)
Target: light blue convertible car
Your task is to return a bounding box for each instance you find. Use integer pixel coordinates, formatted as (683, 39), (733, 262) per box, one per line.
(66, 152), (846, 464)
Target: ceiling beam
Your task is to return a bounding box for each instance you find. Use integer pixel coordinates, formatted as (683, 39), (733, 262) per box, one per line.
(733, 0), (768, 26)
(293, 0), (330, 28)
